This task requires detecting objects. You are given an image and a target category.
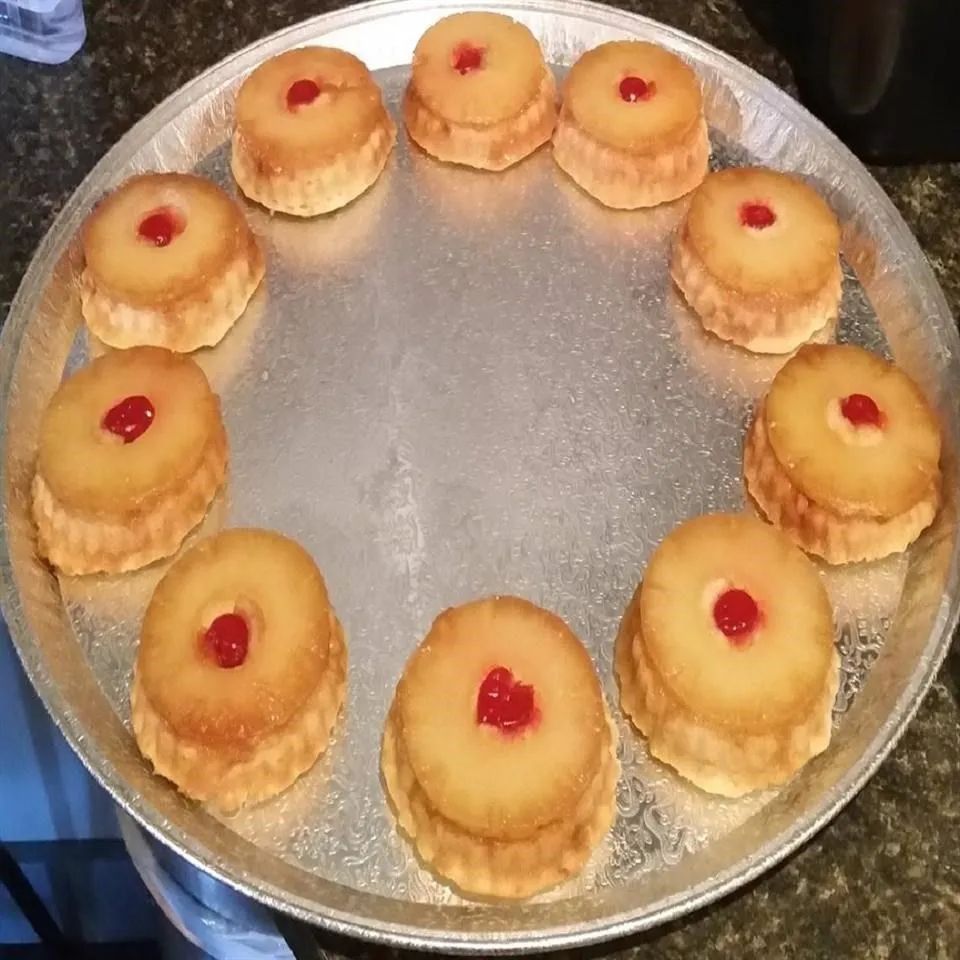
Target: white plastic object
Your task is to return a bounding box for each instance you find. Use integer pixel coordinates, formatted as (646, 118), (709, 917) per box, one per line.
(0, 0), (85, 65)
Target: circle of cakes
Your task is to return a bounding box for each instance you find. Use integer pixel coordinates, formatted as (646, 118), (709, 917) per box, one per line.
(32, 347), (227, 576)
(744, 343), (942, 564)
(132, 528), (347, 812)
(231, 47), (396, 216)
(553, 41), (710, 209)
(80, 173), (265, 353)
(381, 596), (618, 898)
(403, 12), (557, 171)
(615, 513), (839, 797)
(671, 167), (842, 353)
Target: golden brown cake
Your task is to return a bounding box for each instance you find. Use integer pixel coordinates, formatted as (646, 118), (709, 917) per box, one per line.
(671, 167), (842, 353)
(132, 528), (347, 812)
(80, 173), (264, 353)
(382, 596), (618, 899)
(616, 513), (839, 797)
(744, 343), (942, 564)
(403, 12), (557, 171)
(231, 46), (396, 216)
(553, 41), (709, 209)
(32, 347), (227, 576)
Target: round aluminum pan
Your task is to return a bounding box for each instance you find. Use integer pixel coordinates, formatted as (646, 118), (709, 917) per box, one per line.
(2, 0), (958, 952)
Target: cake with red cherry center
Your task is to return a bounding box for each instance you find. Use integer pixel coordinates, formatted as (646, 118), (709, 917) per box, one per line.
(615, 513), (839, 797)
(744, 343), (942, 564)
(32, 347), (227, 576)
(552, 41), (709, 209)
(132, 528), (347, 812)
(381, 596), (618, 899)
(231, 47), (396, 216)
(403, 13), (557, 171)
(671, 167), (842, 353)
(80, 173), (264, 353)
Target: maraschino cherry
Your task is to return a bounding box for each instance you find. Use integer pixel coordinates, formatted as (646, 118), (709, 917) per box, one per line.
(101, 395), (154, 444)
(476, 666), (536, 733)
(204, 612), (250, 669)
(452, 43), (484, 74)
(739, 202), (776, 230)
(137, 209), (181, 247)
(840, 392), (883, 428)
(286, 78), (321, 110)
(619, 76), (654, 102)
(713, 588), (760, 646)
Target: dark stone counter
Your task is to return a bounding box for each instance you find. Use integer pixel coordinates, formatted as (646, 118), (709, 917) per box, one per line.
(1, 1), (957, 956)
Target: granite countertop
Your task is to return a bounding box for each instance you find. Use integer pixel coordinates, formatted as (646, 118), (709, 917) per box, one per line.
(1, 1), (958, 956)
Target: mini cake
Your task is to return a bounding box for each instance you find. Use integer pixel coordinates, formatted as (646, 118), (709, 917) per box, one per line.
(132, 528), (347, 812)
(32, 347), (227, 576)
(744, 343), (942, 564)
(616, 513), (839, 797)
(403, 12), (557, 171)
(80, 173), (264, 353)
(231, 46), (396, 216)
(671, 167), (842, 353)
(382, 596), (618, 898)
(553, 41), (709, 209)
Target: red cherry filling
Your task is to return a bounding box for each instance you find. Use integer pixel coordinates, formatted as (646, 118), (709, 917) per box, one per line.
(203, 612), (250, 669)
(137, 208), (182, 247)
(452, 42), (485, 74)
(619, 75), (654, 102)
(713, 588), (760, 645)
(739, 202), (776, 230)
(286, 78), (321, 110)
(101, 395), (155, 443)
(840, 392), (884, 428)
(476, 666), (536, 733)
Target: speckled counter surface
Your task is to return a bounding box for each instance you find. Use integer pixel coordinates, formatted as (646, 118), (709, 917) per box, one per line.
(1, 1), (958, 957)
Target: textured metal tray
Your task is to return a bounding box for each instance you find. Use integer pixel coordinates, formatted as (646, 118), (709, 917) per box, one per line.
(2, 0), (959, 953)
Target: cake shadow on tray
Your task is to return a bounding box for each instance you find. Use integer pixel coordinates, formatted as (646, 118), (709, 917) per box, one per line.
(407, 140), (548, 227)
(669, 285), (836, 400)
(58, 487), (229, 623)
(85, 283), (268, 394)
(243, 163), (395, 273)
(553, 162), (686, 251)
(217, 716), (344, 827)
